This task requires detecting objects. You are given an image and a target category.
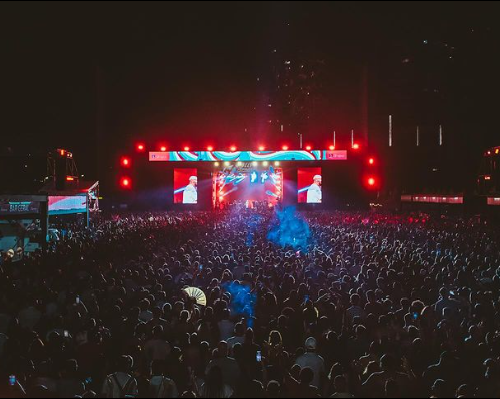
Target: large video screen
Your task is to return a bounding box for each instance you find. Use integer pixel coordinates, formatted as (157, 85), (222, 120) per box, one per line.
(174, 169), (198, 204)
(49, 196), (87, 215)
(298, 168), (322, 204)
(215, 165), (283, 207)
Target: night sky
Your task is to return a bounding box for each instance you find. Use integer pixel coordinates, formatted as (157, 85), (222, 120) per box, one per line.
(1, 1), (499, 191)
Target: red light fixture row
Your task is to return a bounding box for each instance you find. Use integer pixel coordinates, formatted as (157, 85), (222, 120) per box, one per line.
(135, 144), (366, 152)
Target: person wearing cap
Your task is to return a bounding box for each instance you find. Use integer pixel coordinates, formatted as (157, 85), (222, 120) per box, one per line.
(295, 337), (325, 389)
(183, 176), (198, 204)
(307, 175), (322, 204)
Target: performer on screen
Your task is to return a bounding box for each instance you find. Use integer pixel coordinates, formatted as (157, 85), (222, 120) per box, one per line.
(307, 175), (322, 203)
(183, 176), (198, 204)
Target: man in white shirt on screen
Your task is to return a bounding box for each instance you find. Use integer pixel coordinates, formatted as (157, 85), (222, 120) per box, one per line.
(307, 175), (322, 203)
(183, 176), (198, 204)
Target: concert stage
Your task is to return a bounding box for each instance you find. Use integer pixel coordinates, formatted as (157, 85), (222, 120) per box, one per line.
(117, 148), (380, 211)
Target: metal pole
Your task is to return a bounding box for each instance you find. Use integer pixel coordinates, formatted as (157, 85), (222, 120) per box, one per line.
(389, 115), (393, 147)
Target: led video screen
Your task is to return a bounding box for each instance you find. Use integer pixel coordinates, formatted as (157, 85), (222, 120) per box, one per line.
(215, 165), (283, 207)
(298, 168), (322, 204)
(174, 169), (198, 204)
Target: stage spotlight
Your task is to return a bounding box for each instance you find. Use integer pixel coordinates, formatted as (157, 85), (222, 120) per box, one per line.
(230, 146), (237, 152)
(207, 146), (214, 152)
(306, 146), (312, 151)
(120, 177), (131, 189)
(368, 177), (376, 186)
(224, 161), (231, 167)
(252, 161), (258, 167)
(214, 162), (220, 167)
(275, 161), (280, 166)
(121, 157), (131, 167)
(352, 143), (360, 150)
(329, 145), (335, 151)
(259, 146), (265, 151)
(219, 196), (224, 202)
(282, 145), (289, 151)
(160, 146), (167, 152)
(263, 161), (269, 167)
(184, 147), (190, 152)
(496, 149), (500, 155)
(237, 162), (243, 167)
(136, 144), (145, 152)
(368, 158), (375, 165)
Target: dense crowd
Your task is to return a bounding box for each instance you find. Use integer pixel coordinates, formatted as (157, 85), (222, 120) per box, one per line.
(0, 209), (500, 398)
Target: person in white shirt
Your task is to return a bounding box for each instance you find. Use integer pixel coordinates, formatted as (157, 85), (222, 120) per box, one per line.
(149, 360), (178, 398)
(144, 326), (172, 367)
(217, 310), (235, 342)
(205, 342), (241, 390)
(295, 337), (326, 389)
(102, 356), (138, 398)
(226, 323), (246, 355)
(307, 175), (322, 204)
(183, 176), (198, 204)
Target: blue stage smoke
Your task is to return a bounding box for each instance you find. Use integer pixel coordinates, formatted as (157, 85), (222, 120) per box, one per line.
(223, 282), (257, 327)
(267, 206), (311, 251)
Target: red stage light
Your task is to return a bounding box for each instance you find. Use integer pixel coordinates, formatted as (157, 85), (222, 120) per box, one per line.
(368, 177), (376, 186)
(485, 176), (492, 181)
(160, 146), (167, 152)
(60, 149), (66, 157)
(66, 176), (75, 182)
(259, 146), (265, 151)
(121, 177), (131, 188)
(352, 143), (360, 150)
(184, 147), (190, 152)
(121, 157), (131, 167)
(306, 146), (312, 151)
(329, 145), (335, 151)
(207, 146), (214, 152)
(230, 146), (237, 152)
(368, 158), (375, 165)
(282, 145), (289, 151)
(136, 144), (145, 152)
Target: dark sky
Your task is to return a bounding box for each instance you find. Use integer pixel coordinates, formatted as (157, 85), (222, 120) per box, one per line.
(0, 1), (499, 185)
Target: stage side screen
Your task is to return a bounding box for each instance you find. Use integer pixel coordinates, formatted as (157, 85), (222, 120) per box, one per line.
(174, 169), (198, 204)
(298, 168), (322, 204)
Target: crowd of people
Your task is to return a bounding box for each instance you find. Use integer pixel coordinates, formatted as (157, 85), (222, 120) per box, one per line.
(0, 208), (500, 398)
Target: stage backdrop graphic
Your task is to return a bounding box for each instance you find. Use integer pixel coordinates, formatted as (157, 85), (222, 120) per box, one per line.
(215, 166), (283, 206)
(298, 168), (323, 204)
(174, 169), (198, 204)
